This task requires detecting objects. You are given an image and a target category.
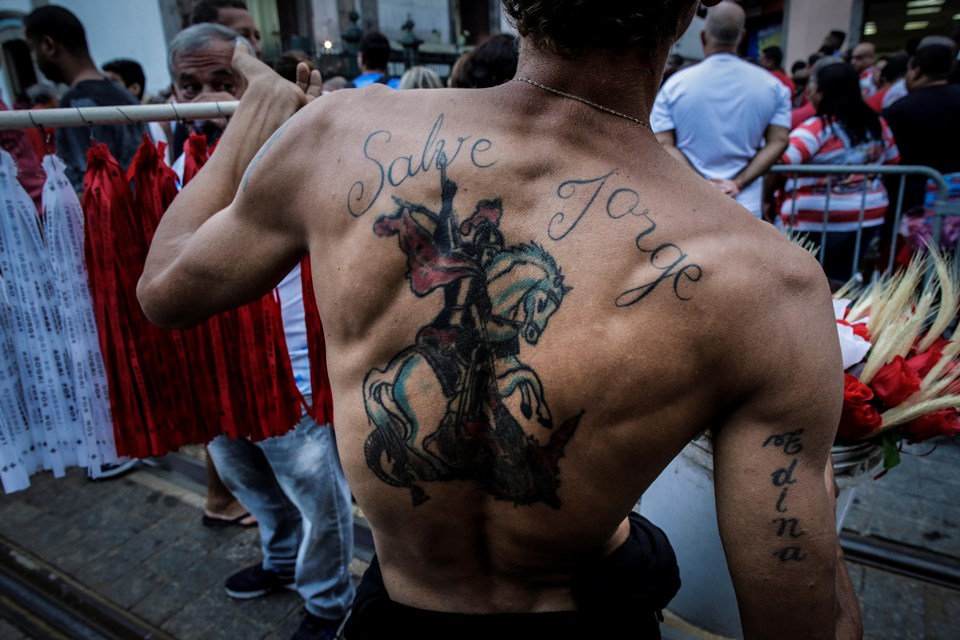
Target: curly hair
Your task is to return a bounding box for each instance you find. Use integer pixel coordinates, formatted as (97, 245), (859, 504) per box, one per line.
(501, 0), (695, 56)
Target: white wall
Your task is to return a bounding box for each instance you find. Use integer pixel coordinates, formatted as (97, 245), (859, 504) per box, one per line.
(672, 15), (706, 61)
(378, 0), (450, 45)
(0, 0), (32, 14)
(784, 0), (855, 71)
(499, 8), (514, 36)
(53, 0), (172, 96)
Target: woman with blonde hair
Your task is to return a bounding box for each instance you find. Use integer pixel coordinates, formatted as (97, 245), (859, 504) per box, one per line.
(398, 66), (444, 90)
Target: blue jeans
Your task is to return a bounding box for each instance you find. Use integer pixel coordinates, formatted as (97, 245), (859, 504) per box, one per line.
(207, 416), (355, 619)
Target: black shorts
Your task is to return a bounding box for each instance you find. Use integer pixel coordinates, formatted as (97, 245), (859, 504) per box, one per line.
(343, 512), (679, 640)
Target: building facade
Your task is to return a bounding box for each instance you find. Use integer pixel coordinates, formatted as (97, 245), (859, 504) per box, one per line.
(3, 0), (958, 108)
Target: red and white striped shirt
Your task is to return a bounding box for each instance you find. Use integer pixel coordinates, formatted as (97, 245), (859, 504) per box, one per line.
(779, 115), (899, 231)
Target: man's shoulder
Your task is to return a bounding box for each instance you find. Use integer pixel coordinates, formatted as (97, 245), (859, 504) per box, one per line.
(697, 226), (833, 363)
(63, 79), (139, 108)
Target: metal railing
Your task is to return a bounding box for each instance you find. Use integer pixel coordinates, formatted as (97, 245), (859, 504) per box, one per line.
(768, 164), (959, 281)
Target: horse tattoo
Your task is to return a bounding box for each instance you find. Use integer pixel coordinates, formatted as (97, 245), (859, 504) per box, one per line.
(363, 163), (582, 507)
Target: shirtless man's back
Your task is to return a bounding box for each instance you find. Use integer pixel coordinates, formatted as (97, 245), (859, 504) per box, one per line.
(140, 2), (861, 638)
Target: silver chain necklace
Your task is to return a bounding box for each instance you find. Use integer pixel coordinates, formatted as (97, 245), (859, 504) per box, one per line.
(513, 77), (652, 131)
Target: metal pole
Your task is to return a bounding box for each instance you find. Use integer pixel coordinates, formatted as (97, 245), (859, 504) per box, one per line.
(0, 102), (239, 131)
(821, 175), (832, 268)
(850, 174), (869, 280)
(887, 174), (907, 274)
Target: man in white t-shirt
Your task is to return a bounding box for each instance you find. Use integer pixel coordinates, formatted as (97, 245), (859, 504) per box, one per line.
(651, 1), (790, 219)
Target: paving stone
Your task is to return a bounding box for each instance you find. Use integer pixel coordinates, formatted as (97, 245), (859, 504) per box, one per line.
(839, 502), (872, 533)
(130, 577), (207, 626)
(844, 561), (865, 592)
(922, 582), (960, 634)
(860, 567), (925, 640)
(144, 538), (221, 581)
(263, 607), (308, 640)
(175, 548), (245, 593)
(214, 584), (302, 626)
(99, 566), (166, 609)
(162, 593), (271, 640)
(0, 447), (954, 639)
(0, 618), (30, 639)
(0, 497), (45, 529)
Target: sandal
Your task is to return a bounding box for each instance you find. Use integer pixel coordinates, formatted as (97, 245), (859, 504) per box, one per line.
(202, 511), (258, 528)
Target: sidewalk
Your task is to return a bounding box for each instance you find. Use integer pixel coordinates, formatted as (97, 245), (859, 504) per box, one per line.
(0, 438), (957, 640)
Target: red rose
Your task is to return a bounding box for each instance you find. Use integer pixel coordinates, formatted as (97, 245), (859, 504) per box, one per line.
(843, 373), (873, 403)
(903, 409), (960, 443)
(838, 319), (871, 342)
(906, 344), (944, 378)
(871, 356), (922, 407)
(837, 374), (882, 441)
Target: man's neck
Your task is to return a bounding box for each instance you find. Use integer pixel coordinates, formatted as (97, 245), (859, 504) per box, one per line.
(62, 58), (103, 88)
(513, 39), (666, 126)
(910, 77), (948, 91)
(703, 44), (738, 58)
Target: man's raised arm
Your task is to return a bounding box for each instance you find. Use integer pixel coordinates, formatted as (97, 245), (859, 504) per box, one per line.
(712, 248), (861, 640)
(138, 46), (322, 328)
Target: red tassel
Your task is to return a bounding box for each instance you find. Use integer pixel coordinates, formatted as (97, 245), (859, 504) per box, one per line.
(182, 132), (208, 185)
(83, 142), (151, 457)
(300, 259), (334, 426)
(177, 137), (302, 444)
(84, 135), (306, 456)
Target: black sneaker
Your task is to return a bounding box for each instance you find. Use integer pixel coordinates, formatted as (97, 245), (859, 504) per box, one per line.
(224, 564), (295, 599)
(291, 611), (344, 640)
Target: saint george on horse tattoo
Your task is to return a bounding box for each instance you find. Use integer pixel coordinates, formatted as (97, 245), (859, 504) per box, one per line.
(362, 161), (582, 508)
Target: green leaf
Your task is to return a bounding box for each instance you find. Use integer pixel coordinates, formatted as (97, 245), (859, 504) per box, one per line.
(882, 434), (902, 471)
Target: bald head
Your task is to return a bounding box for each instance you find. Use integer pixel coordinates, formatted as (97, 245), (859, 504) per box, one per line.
(918, 35), (956, 51)
(703, 1), (745, 49)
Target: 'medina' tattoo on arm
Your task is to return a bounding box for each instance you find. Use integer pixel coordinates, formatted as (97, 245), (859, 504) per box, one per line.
(548, 168), (703, 305)
(362, 156), (581, 508)
(763, 428), (808, 562)
(241, 120), (291, 192)
(348, 114), (498, 217)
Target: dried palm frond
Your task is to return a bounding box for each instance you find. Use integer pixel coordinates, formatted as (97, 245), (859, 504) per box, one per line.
(866, 253), (925, 338)
(921, 339), (960, 390)
(833, 277), (862, 304)
(918, 248), (958, 351)
(784, 228), (820, 258)
(880, 395), (960, 430)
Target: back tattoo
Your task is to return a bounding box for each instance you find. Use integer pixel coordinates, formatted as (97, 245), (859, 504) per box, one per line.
(362, 160), (582, 508)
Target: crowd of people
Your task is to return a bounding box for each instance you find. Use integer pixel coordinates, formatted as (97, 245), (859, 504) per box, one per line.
(654, 5), (960, 283)
(1, 0), (959, 639)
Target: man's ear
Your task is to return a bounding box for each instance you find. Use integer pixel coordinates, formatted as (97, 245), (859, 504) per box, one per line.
(129, 82), (142, 99)
(39, 35), (58, 58)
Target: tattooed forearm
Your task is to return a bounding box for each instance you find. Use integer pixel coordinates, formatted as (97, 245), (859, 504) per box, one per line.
(348, 114), (497, 217)
(763, 428), (808, 562)
(549, 168), (703, 304)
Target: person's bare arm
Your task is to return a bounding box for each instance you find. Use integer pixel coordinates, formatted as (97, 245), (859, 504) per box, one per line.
(138, 46), (322, 328)
(655, 129), (699, 174)
(825, 461), (864, 638)
(712, 246), (860, 639)
(726, 124), (789, 196)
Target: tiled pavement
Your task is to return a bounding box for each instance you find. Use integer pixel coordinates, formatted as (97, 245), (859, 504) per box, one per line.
(0, 438), (957, 640)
